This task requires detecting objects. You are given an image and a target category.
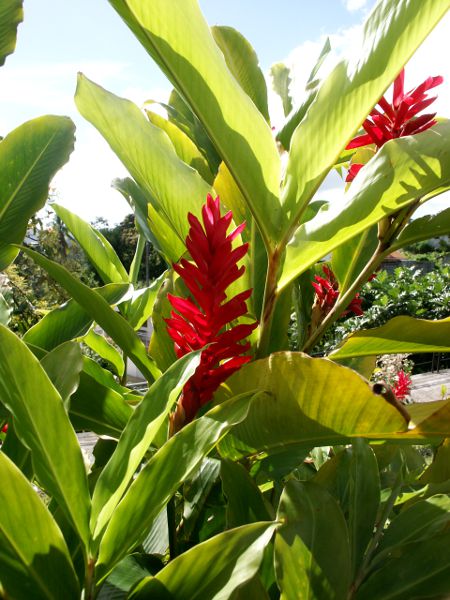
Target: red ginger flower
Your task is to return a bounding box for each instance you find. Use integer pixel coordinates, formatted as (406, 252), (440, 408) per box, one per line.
(393, 369), (412, 401)
(165, 194), (257, 427)
(1, 423), (7, 434)
(312, 265), (363, 317)
(346, 69), (443, 181)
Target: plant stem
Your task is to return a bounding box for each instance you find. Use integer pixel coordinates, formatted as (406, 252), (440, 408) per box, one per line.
(256, 247), (282, 358)
(129, 234), (145, 286)
(85, 557), (96, 600)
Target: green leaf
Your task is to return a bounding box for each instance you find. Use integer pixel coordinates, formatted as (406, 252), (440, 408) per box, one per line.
(22, 247), (160, 382)
(390, 206), (450, 252)
(274, 480), (351, 600)
(276, 38), (331, 149)
(112, 176), (184, 264)
(148, 271), (178, 371)
(0, 290), (11, 325)
(69, 363), (132, 439)
(145, 109), (214, 184)
(91, 351), (201, 544)
(84, 329), (125, 377)
(0, 452), (79, 600)
(107, 0), (282, 247)
(0, 419), (33, 478)
(0, 0), (23, 66)
(280, 121), (450, 289)
(221, 459), (273, 528)
(126, 272), (165, 330)
(0, 326), (91, 547)
(130, 522), (276, 600)
(96, 392), (255, 578)
(211, 25), (269, 122)
(182, 458), (221, 538)
(0, 116), (75, 270)
(23, 283), (130, 351)
(348, 439), (380, 577)
(40, 341), (84, 409)
(331, 226), (378, 294)
(355, 530), (450, 600)
(213, 163), (250, 240)
(330, 316), (450, 360)
(53, 203), (128, 284)
(217, 353), (407, 460)
(280, 0), (449, 232)
(75, 74), (211, 252)
(270, 62), (292, 118)
(376, 494), (450, 557)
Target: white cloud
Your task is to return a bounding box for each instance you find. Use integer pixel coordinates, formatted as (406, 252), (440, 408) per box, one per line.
(344, 0), (368, 12)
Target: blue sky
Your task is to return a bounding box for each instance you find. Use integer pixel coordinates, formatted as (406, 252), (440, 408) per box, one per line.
(1, 1), (448, 223)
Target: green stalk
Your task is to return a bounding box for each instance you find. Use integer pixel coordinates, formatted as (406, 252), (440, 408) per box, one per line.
(129, 234), (146, 286)
(256, 247), (282, 358)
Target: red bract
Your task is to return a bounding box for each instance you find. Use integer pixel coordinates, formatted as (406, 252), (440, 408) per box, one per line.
(1, 423), (7, 434)
(166, 194), (257, 427)
(393, 370), (412, 401)
(312, 265), (363, 317)
(346, 69), (443, 181)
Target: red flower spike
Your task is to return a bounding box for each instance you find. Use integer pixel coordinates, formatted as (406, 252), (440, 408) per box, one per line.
(393, 370), (412, 401)
(1, 423), (8, 434)
(166, 194), (257, 427)
(346, 69), (443, 180)
(311, 265), (363, 318)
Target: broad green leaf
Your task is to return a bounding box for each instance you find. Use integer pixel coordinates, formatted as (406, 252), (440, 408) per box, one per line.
(84, 329), (125, 377)
(313, 449), (352, 510)
(217, 353), (407, 460)
(53, 203), (128, 284)
(76, 74), (211, 249)
(348, 439), (380, 577)
(211, 26), (270, 122)
(276, 38), (331, 149)
(126, 272), (166, 330)
(275, 480), (351, 600)
(183, 458), (221, 538)
(390, 207), (450, 252)
(96, 392), (255, 578)
(213, 162), (250, 240)
(23, 247), (160, 382)
(91, 351), (201, 544)
(112, 176), (184, 263)
(0, 452), (79, 600)
(355, 530), (450, 600)
(280, 0), (449, 231)
(148, 271), (178, 371)
(0, 326), (91, 546)
(331, 226), (378, 294)
(107, 0), (282, 247)
(40, 341), (83, 409)
(145, 109), (214, 184)
(330, 316), (450, 360)
(0, 116), (75, 270)
(221, 459), (273, 528)
(376, 494), (450, 558)
(407, 399), (450, 440)
(0, 0), (23, 66)
(23, 283), (130, 351)
(280, 121), (450, 290)
(130, 522), (276, 600)
(270, 62), (292, 118)
(69, 366), (132, 439)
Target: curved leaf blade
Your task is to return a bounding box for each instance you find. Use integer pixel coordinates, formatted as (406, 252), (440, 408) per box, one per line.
(280, 121), (450, 289)
(275, 480), (351, 600)
(0, 452), (79, 600)
(53, 203), (129, 284)
(217, 353), (407, 459)
(0, 116), (75, 270)
(107, 0), (282, 246)
(390, 207), (450, 252)
(130, 522), (276, 600)
(0, 0), (23, 66)
(0, 326), (91, 546)
(281, 0), (449, 230)
(330, 316), (450, 360)
(96, 392), (254, 578)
